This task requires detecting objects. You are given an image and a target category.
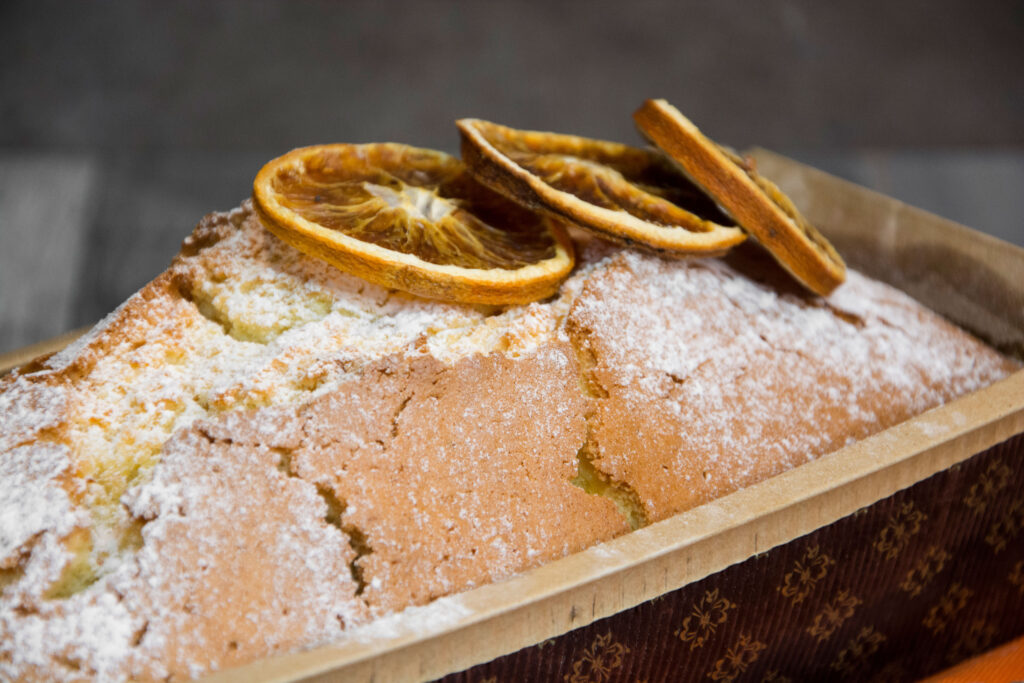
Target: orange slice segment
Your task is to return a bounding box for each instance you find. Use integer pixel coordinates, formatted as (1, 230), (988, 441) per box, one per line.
(634, 99), (846, 296)
(457, 118), (746, 256)
(252, 143), (575, 305)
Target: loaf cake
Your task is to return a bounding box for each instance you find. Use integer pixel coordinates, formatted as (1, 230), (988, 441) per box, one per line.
(0, 202), (1017, 681)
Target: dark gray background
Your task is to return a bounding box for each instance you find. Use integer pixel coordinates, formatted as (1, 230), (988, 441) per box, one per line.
(2, 0), (1023, 353)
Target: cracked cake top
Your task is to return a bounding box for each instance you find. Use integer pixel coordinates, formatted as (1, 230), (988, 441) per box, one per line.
(0, 202), (1016, 680)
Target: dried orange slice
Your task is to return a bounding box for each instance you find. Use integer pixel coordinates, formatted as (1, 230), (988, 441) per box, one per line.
(252, 143), (575, 305)
(634, 99), (846, 296)
(457, 118), (746, 256)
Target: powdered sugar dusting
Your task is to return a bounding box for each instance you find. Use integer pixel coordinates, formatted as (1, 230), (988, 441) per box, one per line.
(566, 249), (1016, 521)
(0, 374), (67, 453)
(0, 205), (1017, 680)
(337, 592), (473, 644)
(31, 207), (588, 604)
(0, 444), (79, 564)
(1, 584), (137, 680)
(109, 427), (370, 679)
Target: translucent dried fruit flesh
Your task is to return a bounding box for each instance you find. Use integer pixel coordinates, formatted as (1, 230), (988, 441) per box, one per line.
(253, 143), (575, 305)
(270, 145), (558, 269)
(458, 118), (746, 255)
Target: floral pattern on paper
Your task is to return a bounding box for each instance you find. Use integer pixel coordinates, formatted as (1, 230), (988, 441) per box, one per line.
(963, 460), (1011, 515)
(707, 634), (767, 682)
(899, 545), (950, 597)
(675, 588), (736, 650)
(1009, 560), (1024, 595)
(923, 582), (973, 635)
(985, 497), (1023, 553)
(871, 661), (908, 683)
(806, 590), (862, 642)
(564, 632), (630, 683)
(874, 502), (926, 560)
(946, 619), (997, 665)
(831, 626), (886, 676)
(778, 545), (835, 605)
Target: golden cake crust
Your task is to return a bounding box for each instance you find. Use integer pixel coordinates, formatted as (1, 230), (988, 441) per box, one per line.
(0, 203), (1017, 681)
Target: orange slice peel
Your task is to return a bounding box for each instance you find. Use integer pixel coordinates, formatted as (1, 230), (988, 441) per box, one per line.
(634, 98), (846, 296)
(252, 143), (575, 305)
(457, 118), (746, 256)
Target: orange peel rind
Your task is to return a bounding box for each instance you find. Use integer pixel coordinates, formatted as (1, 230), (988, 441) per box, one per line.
(634, 99), (846, 296)
(457, 118), (746, 257)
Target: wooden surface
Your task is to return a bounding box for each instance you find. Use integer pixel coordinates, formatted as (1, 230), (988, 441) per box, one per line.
(1, 150), (1022, 356)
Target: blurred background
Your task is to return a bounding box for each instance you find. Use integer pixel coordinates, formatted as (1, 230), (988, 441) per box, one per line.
(2, 0), (1022, 354)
